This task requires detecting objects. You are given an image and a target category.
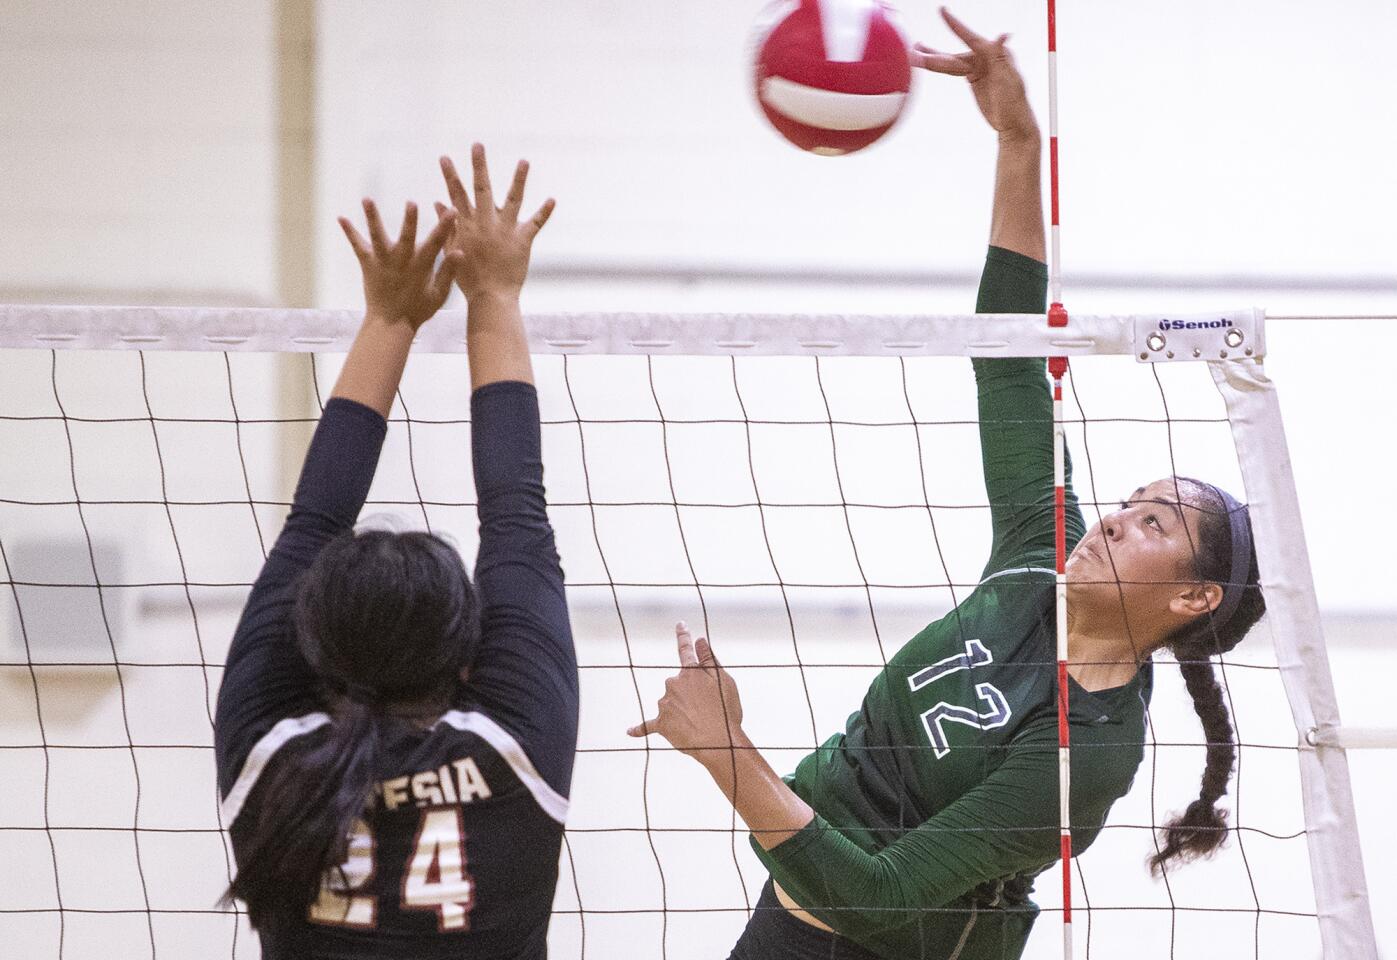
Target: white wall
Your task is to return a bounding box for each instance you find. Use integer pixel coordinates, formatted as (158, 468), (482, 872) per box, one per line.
(315, 0), (1397, 284)
(316, 0), (1397, 615)
(0, 0), (279, 303)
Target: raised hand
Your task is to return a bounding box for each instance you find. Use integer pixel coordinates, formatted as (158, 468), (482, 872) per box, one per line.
(627, 623), (745, 758)
(911, 7), (1037, 140)
(338, 200), (456, 330)
(438, 144), (556, 301)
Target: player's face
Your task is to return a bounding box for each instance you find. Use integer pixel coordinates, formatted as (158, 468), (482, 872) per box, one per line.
(1066, 477), (1214, 630)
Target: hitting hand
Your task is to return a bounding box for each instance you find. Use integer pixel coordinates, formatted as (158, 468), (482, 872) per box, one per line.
(911, 7), (1037, 140)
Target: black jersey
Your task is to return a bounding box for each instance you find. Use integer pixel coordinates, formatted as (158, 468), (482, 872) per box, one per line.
(214, 381), (577, 960)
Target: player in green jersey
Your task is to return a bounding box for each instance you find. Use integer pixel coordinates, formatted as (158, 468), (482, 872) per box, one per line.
(629, 10), (1267, 960)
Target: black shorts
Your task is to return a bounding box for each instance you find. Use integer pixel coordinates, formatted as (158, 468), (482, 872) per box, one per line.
(726, 880), (882, 960)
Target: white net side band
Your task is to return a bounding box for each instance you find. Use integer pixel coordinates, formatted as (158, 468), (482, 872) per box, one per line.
(1210, 361), (1378, 959)
(0, 306), (1262, 359)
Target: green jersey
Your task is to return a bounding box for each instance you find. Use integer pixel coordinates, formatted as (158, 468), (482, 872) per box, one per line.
(753, 248), (1151, 960)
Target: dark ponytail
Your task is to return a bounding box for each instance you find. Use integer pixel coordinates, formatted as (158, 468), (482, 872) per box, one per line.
(226, 530), (480, 931)
(228, 699), (383, 929)
(1149, 478), (1266, 875)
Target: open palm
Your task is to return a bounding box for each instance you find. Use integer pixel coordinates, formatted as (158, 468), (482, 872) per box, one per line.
(338, 200), (456, 330)
(438, 144), (555, 300)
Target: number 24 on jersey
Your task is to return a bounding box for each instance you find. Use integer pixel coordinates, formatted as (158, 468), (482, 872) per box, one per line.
(311, 807), (475, 932)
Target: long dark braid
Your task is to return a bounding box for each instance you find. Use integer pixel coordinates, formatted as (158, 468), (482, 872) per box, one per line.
(1148, 650), (1236, 872)
(1148, 478), (1266, 874)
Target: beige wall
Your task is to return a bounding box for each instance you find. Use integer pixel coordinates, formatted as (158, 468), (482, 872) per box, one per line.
(0, 0), (279, 304)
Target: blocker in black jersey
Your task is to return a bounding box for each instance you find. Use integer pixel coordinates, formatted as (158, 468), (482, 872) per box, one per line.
(214, 381), (576, 959)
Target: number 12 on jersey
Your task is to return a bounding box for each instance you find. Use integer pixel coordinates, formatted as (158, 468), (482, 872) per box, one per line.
(310, 807), (475, 932)
(907, 638), (1012, 759)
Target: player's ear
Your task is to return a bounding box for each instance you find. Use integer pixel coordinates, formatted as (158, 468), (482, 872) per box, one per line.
(1170, 581), (1222, 620)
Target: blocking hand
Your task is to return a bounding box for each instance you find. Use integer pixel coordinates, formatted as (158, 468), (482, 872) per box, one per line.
(339, 200), (456, 330)
(438, 144), (555, 301)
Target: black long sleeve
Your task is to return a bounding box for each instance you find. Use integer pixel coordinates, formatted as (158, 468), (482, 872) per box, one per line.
(214, 398), (388, 797)
(458, 380), (578, 799)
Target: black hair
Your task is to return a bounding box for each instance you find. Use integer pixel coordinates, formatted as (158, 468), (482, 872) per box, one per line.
(225, 530), (480, 931)
(1149, 478), (1266, 875)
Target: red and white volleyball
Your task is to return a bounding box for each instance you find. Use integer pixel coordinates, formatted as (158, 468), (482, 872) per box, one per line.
(751, 0), (912, 155)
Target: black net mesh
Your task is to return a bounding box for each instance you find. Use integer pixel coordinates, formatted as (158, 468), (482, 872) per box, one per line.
(0, 346), (1318, 959)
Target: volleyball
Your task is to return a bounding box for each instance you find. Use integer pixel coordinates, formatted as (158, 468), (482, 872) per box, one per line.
(751, 0), (912, 155)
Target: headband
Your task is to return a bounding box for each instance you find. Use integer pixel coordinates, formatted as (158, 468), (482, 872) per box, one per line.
(1202, 483), (1253, 641)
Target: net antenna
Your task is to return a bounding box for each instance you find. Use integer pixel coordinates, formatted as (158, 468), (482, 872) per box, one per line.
(1044, 2), (1074, 955)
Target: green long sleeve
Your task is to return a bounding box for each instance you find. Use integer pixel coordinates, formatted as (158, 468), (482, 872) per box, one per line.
(763, 724), (1061, 938)
(972, 247), (1085, 578)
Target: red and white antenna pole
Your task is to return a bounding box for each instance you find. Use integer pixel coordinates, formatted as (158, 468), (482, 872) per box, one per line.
(1046, 0), (1073, 957)
(1046, 3), (1067, 319)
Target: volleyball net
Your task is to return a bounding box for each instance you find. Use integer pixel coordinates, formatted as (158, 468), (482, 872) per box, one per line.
(0, 306), (1376, 959)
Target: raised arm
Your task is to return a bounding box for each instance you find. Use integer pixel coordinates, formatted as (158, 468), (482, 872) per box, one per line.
(437, 146), (577, 797)
(258, 200), (456, 571)
(215, 200), (457, 791)
(972, 246), (1083, 580)
(917, 9), (1084, 578)
(439, 144), (555, 391)
(915, 8), (1043, 261)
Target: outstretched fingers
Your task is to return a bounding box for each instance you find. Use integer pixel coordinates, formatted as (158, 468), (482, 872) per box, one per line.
(940, 6), (992, 52)
(627, 717), (658, 738)
(395, 201), (419, 254)
(421, 206), (457, 306)
(415, 205), (455, 263)
(338, 216), (371, 263)
(910, 42), (973, 75)
(502, 159), (529, 221)
(434, 201), (467, 266)
(427, 260), (455, 310)
(523, 197), (556, 241)
(676, 621), (699, 667)
(695, 635), (717, 670)
(440, 155), (473, 216)
(471, 143), (495, 214)
(362, 198), (391, 258)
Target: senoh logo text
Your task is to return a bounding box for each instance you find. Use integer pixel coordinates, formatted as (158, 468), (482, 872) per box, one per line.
(1158, 319), (1233, 331)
